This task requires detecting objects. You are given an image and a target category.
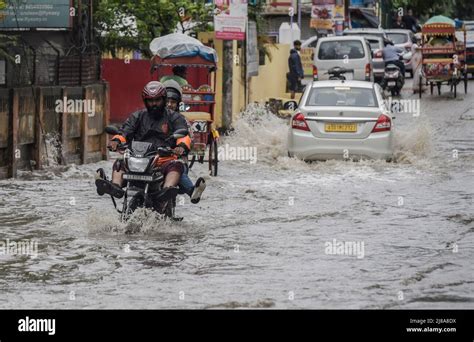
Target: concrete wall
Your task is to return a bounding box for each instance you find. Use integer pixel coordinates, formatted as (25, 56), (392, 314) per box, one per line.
(0, 84), (109, 179)
(249, 44), (292, 104)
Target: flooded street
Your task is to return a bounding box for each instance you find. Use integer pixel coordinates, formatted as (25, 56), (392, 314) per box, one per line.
(0, 79), (473, 309)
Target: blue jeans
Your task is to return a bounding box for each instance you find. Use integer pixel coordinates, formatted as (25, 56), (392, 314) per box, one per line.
(178, 164), (193, 196)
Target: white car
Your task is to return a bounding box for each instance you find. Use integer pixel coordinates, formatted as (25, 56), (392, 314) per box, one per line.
(302, 36), (319, 49)
(314, 36), (374, 81)
(287, 80), (394, 161)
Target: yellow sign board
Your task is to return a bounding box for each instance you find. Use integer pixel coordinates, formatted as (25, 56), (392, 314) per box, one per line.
(310, 18), (334, 30)
(300, 48), (314, 77)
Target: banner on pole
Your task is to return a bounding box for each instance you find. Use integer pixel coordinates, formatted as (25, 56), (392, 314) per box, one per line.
(214, 0), (248, 41)
(247, 20), (259, 77)
(310, 0), (336, 30)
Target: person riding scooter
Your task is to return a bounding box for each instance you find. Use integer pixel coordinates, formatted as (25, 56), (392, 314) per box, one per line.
(162, 79), (206, 204)
(382, 38), (406, 76)
(95, 81), (191, 202)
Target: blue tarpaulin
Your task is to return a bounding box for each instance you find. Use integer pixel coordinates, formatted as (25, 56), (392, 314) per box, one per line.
(149, 33), (218, 63)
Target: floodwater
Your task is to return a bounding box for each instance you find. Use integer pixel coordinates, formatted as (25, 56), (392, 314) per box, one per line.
(0, 79), (473, 309)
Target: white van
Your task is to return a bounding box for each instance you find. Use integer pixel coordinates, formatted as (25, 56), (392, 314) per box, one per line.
(313, 36), (374, 82)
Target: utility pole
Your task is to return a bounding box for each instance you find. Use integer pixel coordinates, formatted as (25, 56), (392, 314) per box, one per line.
(344, 0), (350, 29)
(297, 0), (301, 30)
(222, 40), (233, 131)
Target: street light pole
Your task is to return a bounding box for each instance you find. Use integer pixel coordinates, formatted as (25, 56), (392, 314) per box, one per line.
(297, 0), (301, 30)
(290, 0), (294, 27)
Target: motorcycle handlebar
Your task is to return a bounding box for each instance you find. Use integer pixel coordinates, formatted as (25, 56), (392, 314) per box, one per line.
(156, 147), (178, 157)
(107, 144), (178, 156)
(107, 142), (128, 152)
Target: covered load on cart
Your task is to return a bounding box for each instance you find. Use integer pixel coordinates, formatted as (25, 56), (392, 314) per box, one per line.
(150, 33), (220, 176)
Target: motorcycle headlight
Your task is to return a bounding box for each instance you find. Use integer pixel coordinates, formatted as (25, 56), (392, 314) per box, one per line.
(127, 157), (150, 173)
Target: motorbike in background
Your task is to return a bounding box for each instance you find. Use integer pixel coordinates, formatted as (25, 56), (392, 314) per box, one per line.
(381, 54), (405, 96)
(325, 67), (354, 81)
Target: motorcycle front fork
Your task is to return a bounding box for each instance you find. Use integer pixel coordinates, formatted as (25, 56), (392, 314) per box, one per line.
(120, 182), (129, 222)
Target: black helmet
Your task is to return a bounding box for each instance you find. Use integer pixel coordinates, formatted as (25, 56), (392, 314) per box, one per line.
(383, 37), (394, 46)
(162, 79), (182, 102)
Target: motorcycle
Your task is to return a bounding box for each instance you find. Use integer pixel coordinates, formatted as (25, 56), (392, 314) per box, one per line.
(381, 55), (405, 96)
(97, 125), (188, 224)
(325, 67), (354, 81)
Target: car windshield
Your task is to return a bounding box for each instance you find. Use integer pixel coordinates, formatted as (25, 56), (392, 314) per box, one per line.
(387, 33), (408, 44)
(318, 40), (365, 60)
(306, 87), (378, 107)
(344, 31), (385, 39)
(367, 39), (382, 51)
(305, 38), (318, 48)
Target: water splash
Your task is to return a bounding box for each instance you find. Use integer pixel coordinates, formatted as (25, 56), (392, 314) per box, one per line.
(43, 133), (63, 167)
(225, 103), (434, 168)
(86, 207), (190, 236)
(393, 121), (433, 164)
(225, 103), (289, 164)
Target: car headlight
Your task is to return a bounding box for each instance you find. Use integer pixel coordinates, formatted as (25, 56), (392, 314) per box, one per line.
(127, 157), (150, 173)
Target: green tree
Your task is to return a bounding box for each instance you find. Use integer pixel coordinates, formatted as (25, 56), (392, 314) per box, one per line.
(96, 0), (274, 60)
(94, 0), (214, 58)
(0, 0), (16, 61)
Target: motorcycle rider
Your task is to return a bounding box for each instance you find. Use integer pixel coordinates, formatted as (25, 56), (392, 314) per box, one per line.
(162, 79), (206, 204)
(382, 38), (406, 76)
(95, 81), (191, 201)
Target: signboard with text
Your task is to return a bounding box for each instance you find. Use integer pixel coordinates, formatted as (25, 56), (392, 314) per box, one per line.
(247, 20), (259, 77)
(214, 0), (247, 40)
(300, 48), (314, 77)
(0, 0), (72, 29)
(310, 0), (336, 30)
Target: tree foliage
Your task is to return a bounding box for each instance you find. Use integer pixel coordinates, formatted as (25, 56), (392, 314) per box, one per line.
(95, 0), (274, 60)
(0, 0), (16, 62)
(94, 0), (214, 58)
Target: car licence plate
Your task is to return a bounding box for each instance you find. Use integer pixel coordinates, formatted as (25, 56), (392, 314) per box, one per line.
(325, 123), (357, 132)
(123, 174), (153, 181)
(388, 81), (396, 86)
